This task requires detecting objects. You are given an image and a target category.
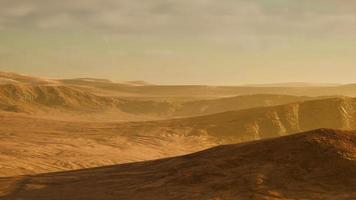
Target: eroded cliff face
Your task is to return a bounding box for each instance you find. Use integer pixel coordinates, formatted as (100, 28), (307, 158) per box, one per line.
(116, 97), (356, 143)
(220, 97), (356, 141)
(232, 97), (356, 141)
(0, 84), (117, 112)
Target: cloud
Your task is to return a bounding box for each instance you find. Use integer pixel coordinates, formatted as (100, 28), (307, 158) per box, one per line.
(0, 0), (355, 35)
(1, 0), (356, 48)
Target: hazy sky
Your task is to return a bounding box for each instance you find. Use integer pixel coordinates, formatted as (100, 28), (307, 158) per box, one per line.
(1, 0), (356, 85)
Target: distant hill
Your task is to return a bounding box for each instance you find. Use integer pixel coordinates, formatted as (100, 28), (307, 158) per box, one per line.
(0, 72), (317, 120)
(1, 71), (356, 97)
(118, 94), (315, 118)
(0, 84), (117, 113)
(120, 80), (153, 86)
(2, 129), (356, 200)
(0, 83), (314, 120)
(0, 72), (58, 85)
(244, 82), (341, 87)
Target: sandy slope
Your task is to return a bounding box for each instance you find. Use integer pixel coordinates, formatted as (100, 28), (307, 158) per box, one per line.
(0, 112), (217, 177)
(1, 129), (356, 200)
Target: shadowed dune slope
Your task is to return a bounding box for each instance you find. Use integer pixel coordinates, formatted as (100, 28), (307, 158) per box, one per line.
(1, 129), (356, 200)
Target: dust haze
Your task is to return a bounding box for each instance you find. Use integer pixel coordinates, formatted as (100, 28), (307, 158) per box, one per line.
(1, 0), (356, 200)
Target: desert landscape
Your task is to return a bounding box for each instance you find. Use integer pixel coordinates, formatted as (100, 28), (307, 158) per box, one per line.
(2, 0), (356, 199)
(0, 71), (356, 199)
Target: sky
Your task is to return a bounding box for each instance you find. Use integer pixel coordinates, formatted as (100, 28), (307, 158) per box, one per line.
(1, 0), (356, 85)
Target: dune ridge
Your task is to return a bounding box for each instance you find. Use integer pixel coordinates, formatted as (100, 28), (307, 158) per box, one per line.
(1, 129), (356, 200)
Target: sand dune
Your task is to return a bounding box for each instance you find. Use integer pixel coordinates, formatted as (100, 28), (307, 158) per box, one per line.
(2, 129), (356, 200)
